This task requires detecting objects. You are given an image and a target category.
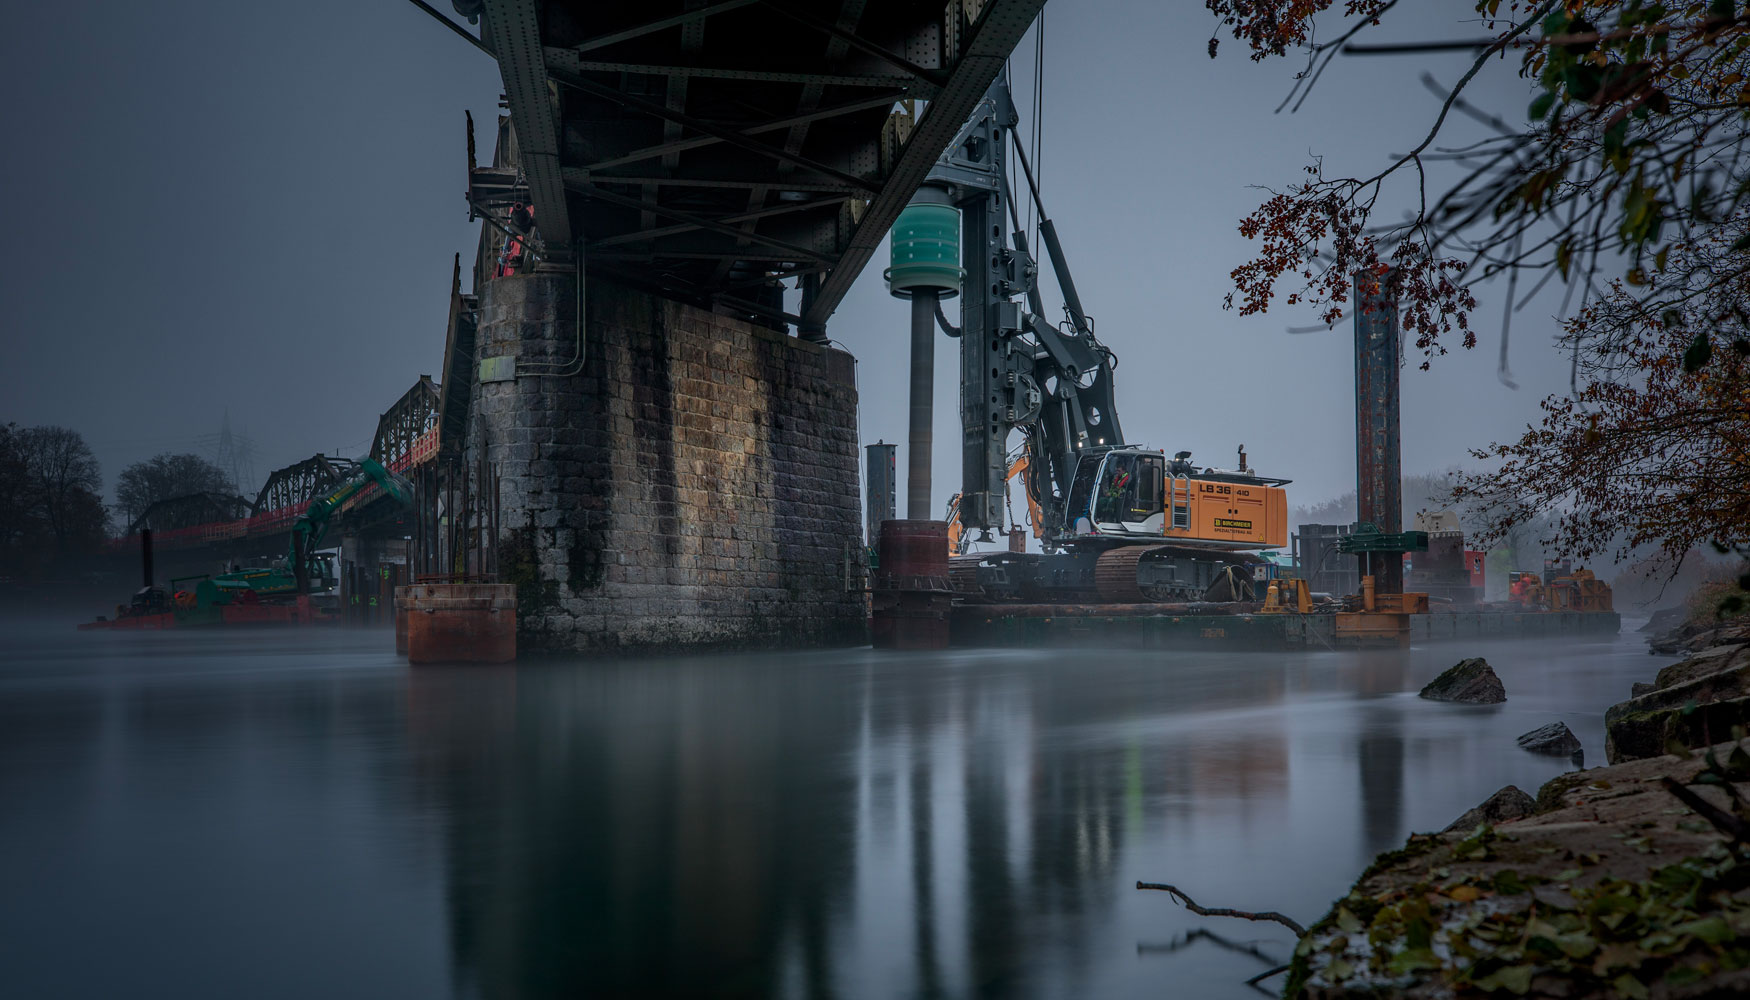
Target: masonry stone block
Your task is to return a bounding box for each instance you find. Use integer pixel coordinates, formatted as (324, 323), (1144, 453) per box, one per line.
(465, 273), (864, 652)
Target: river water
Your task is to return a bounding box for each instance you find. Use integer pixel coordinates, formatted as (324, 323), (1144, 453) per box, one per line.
(0, 615), (1655, 998)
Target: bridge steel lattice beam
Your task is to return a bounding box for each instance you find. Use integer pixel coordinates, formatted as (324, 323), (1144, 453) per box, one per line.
(572, 89), (907, 174)
(545, 68), (882, 195)
(483, 0), (574, 250)
(468, 0), (1045, 331)
(801, 0), (1045, 329)
(543, 53), (920, 91)
(369, 375), (441, 468)
(565, 180), (833, 261)
(561, 169), (861, 195)
(590, 195), (849, 248)
(570, 0), (761, 53)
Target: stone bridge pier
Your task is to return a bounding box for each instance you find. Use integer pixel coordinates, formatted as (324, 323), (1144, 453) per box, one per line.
(465, 271), (866, 651)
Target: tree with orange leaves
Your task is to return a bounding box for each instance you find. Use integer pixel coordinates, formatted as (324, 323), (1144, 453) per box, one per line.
(1208, 1), (1750, 575)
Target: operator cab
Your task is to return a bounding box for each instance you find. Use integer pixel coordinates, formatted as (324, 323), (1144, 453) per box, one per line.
(1063, 446), (1293, 541)
(1066, 447), (1166, 537)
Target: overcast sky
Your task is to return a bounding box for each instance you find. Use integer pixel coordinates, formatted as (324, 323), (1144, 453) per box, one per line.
(1, 1), (1573, 524)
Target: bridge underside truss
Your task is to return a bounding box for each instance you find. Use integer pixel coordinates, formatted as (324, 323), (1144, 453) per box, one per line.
(370, 375), (442, 473)
(128, 492), (252, 536)
(471, 0), (1044, 333)
(252, 455), (360, 521)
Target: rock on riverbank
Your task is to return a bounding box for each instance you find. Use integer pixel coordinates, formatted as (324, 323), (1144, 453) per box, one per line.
(1288, 745), (1750, 999)
(1607, 641), (1750, 764)
(1418, 657), (1507, 704)
(1289, 627), (1750, 999)
(1517, 721), (1583, 759)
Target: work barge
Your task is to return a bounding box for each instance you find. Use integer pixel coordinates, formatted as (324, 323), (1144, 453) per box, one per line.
(949, 604), (1622, 651)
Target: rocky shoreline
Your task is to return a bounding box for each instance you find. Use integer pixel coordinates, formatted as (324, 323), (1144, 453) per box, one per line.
(1287, 616), (1750, 999)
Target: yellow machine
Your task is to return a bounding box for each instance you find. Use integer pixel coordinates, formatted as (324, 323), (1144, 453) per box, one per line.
(1061, 446), (1290, 602)
(1070, 450), (1288, 549)
(946, 442), (1292, 603)
(1259, 578), (1314, 615)
(1508, 567), (1613, 612)
(946, 454), (1043, 555)
(1548, 567), (1614, 612)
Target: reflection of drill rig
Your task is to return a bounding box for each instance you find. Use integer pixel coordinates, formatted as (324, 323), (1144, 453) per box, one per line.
(890, 83), (1290, 604)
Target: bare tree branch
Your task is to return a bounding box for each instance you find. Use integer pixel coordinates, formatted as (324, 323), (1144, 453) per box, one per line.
(1135, 881), (1308, 936)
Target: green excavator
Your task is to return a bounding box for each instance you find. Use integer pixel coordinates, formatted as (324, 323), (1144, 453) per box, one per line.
(209, 457), (414, 601)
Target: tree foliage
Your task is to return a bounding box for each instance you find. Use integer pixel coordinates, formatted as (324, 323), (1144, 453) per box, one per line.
(1452, 229), (1750, 565)
(0, 423), (108, 579)
(116, 452), (235, 526)
(1209, 0), (1750, 570)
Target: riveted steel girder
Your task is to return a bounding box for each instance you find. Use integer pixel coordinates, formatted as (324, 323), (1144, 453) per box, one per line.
(803, 0), (1045, 328)
(482, 0), (574, 249)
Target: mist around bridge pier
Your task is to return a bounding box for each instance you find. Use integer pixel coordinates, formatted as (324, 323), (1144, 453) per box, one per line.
(4, 1), (1750, 999)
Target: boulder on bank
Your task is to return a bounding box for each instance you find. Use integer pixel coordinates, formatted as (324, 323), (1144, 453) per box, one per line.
(1440, 784), (1534, 833)
(1290, 744), (1750, 999)
(1606, 642), (1750, 763)
(1418, 657), (1506, 704)
(1648, 621), (1750, 655)
(1640, 605), (1685, 633)
(1655, 641), (1750, 689)
(1517, 721), (1583, 759)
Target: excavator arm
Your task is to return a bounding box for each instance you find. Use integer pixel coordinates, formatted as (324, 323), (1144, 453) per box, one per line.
(289, 458), (414, 593)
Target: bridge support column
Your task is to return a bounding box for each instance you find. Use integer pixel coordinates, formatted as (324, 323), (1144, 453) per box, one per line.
(467, 274), (866, 652)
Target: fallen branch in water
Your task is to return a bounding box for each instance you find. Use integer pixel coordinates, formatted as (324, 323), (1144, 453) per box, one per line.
(1135, 881), (1307, 936)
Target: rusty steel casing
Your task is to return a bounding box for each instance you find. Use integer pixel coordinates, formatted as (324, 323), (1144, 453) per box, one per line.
(1354, 269), (1404, 594)
(871, 519), (952, 650)
(403, 583), (517, 664)
(393, 587), (410, 655)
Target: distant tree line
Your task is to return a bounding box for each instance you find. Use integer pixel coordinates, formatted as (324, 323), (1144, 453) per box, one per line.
(1, 421), (237, 582)
(115, 452), (235, 526)
(0, 424), (108, 580)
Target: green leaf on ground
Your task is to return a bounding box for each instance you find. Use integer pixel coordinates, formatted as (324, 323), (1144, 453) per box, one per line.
(1673, 915), (1733, 945)
(1388, 947), (1440, 974)
(1474, 963), (1535, 994)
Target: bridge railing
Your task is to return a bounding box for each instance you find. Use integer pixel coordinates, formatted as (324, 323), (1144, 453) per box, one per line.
(105, 426), (442, 553)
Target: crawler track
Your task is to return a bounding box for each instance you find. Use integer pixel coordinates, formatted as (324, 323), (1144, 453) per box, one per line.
(1093, 545), (1162, 603)
(949, 555), (984, 596)
(1093, 543), (1261, 603)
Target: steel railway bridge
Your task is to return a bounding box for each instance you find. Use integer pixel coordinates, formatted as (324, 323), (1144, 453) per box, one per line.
(104, 0), (1046, 623)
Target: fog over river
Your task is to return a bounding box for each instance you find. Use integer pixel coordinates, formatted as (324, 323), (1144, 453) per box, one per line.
(0, 619), (1652, 998)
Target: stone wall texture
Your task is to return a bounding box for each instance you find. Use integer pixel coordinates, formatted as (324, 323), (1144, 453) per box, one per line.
(468, 272), (866, 651)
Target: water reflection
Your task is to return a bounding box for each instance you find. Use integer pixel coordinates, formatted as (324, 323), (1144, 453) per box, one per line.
(0, 624), (1649, 999)
(398, 652), (1294, 998)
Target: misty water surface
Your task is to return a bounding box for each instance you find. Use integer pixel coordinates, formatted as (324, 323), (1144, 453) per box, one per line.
(0, 618), (1653, 998)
